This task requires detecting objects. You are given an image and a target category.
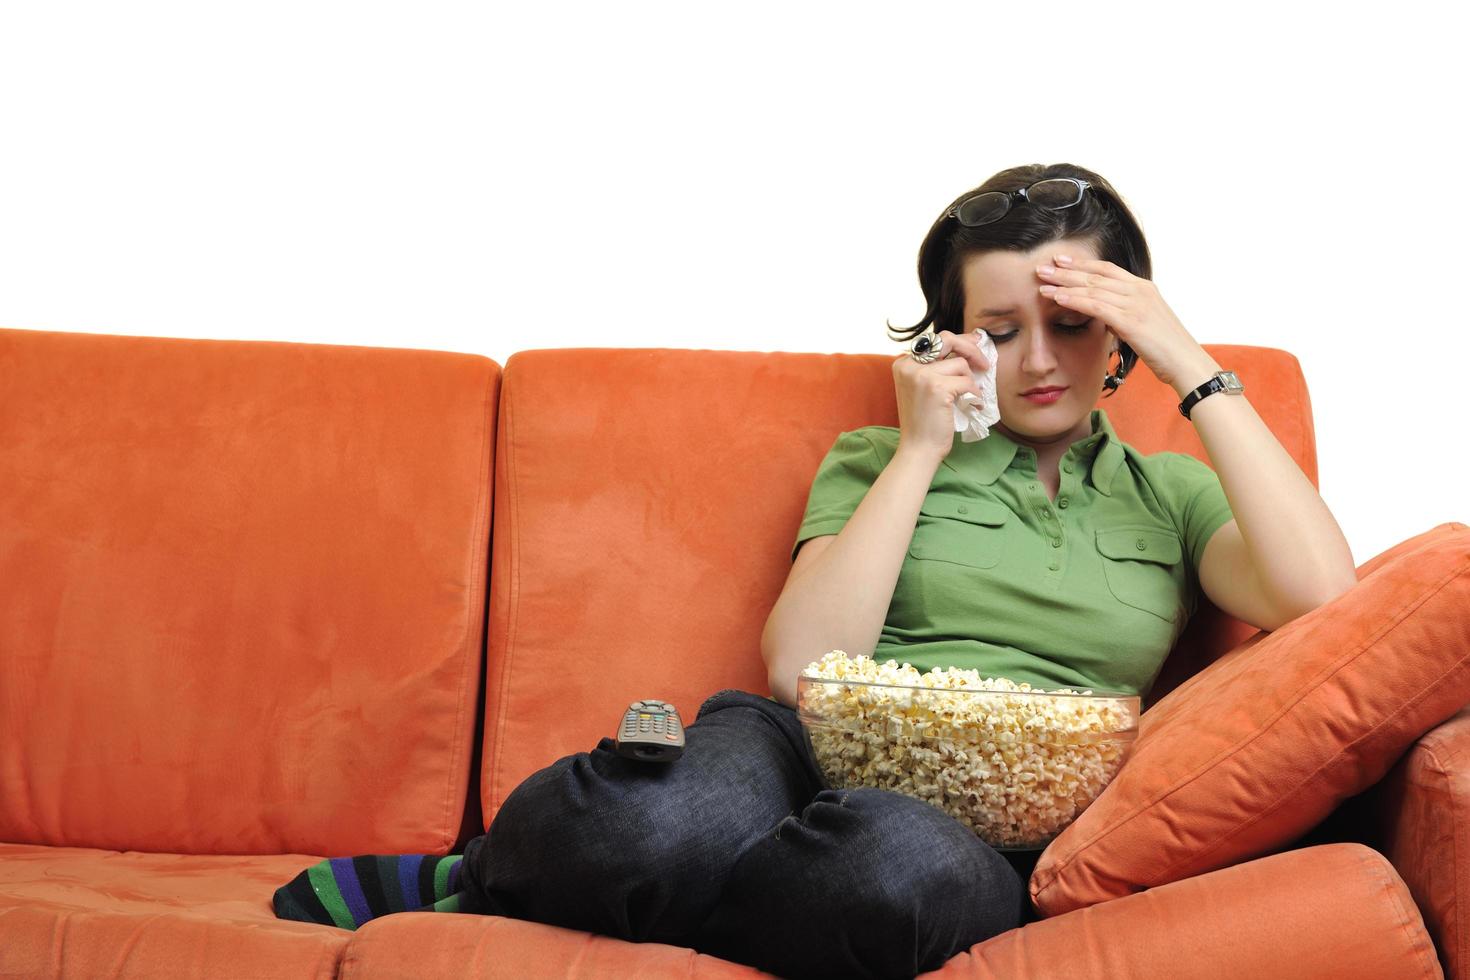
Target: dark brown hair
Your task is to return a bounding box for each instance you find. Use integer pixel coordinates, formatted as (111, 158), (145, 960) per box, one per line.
(887, 163), (1152, 396)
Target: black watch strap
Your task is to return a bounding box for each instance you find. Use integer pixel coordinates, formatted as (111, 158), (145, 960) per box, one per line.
(1178, 371), (1243, 419)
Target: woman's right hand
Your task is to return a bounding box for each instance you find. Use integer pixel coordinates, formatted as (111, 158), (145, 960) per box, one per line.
(891, 329), (991, 462)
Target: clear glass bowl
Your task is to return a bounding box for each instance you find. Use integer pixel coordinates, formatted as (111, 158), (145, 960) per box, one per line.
(796, 673), (1141, 852)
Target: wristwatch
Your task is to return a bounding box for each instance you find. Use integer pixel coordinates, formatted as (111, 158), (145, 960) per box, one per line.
(1178, 370), (1245, 419)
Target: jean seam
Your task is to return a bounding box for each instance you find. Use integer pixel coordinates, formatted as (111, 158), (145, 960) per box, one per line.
(698, 687), (749, 718)
(774, 810), (794, 840)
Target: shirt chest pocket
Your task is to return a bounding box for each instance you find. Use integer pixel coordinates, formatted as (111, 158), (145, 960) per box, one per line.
(908, 496), (1010, 569)
(1096, 526), (1184, 622)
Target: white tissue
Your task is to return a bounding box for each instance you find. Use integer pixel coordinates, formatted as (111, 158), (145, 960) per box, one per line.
(954, 330), (1001, 442)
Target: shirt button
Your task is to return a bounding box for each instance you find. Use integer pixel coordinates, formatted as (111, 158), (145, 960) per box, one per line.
(1136, 539), (1147, 550)
(1058, 498), (1069, 508)
(958, 505), (968, 514)
(1063, 462), (1073, 473)
(1051, 539), (1062, 548)
(1048, 560), (1060, 570)
(1029, 484), (1038, 491)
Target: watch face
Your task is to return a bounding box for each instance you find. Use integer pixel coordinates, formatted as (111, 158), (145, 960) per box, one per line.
(1219, 371), (1244, 392)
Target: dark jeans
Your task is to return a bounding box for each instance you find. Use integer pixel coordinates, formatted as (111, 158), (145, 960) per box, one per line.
(456, 689), (1028, 980)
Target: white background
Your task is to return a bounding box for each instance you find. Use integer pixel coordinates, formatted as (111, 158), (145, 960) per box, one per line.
(2, 1), (1464, 565)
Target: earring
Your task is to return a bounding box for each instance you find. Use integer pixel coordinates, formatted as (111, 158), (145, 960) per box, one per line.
(1103, 347), (1125, 390)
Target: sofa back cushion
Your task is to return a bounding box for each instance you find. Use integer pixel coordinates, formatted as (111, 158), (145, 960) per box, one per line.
(0, 328), (497, 856)
(479, 344), (1310, 819)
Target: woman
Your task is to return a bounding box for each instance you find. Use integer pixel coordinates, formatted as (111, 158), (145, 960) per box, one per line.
(272, 164), (1356, 980)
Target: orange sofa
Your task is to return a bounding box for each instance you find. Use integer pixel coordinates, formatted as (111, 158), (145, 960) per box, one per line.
(0, 325), (1458, 978)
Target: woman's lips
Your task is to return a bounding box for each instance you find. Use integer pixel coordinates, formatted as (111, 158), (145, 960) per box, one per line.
(1021, 387), (1067, 404)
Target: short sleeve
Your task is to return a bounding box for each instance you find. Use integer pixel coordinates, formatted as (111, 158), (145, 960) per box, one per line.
(790, 430), (885, 564)
(1161, 452), (1235, 606)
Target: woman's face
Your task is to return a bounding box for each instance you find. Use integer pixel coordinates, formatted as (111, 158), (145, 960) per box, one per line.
(959, 238), (1117, 449)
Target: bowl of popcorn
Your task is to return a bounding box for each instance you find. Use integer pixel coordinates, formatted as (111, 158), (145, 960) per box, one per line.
(797, 650), (1141, 851)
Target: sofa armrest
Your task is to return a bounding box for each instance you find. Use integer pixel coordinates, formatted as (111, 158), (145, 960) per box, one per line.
(1348, 704), (1470, 980)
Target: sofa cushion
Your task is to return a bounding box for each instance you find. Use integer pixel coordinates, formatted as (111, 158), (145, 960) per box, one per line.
(479, 348), (909, 815)
(340, 911), (764, 978)
(1031, 523), (1470, 916)
(0, 843), (347, 977)
(0, 328), (497, 855)
(962, 844), (1440, 979)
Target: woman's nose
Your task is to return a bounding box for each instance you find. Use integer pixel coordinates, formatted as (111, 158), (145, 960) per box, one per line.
(1020, 334), (1060, 370)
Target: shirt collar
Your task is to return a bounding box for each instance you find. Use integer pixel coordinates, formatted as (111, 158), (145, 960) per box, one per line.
(940, 407), (1128, 495)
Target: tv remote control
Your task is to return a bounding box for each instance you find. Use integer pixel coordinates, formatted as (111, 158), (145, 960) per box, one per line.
(614, 699), (685, 762)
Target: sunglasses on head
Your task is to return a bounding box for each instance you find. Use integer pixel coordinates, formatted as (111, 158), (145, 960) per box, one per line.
(945, 177), (1091, 227)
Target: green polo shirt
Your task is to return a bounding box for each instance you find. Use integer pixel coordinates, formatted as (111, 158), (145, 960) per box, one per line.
(789, 408), (1234, 699)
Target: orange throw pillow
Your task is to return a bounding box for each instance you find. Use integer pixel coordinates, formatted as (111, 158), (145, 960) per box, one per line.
(1030, 523), (1470, 916)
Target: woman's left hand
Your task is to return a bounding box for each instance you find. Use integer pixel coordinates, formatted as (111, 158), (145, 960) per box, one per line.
(1036, 253), (1207, 390)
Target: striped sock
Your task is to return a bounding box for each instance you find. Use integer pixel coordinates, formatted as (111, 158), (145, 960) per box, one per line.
(272, 853), (467, 930)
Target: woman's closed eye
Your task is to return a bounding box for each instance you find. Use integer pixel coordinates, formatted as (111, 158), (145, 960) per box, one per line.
(986, 320), (1092, 343)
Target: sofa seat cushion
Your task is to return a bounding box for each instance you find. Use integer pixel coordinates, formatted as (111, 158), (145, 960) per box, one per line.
(1032, 523), (1470, 916)
(0, 843), (346, 978)
(947, 843), (1440, 979)
(340, 909), (768, 978)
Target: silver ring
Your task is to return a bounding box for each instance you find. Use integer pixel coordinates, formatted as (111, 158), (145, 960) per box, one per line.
(910, 331), (945, 364)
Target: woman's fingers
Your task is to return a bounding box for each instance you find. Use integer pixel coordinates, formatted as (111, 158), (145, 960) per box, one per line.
(936, 370), (986, 406)
(902, 351), (984, 398)
(933, 329), (989, 373)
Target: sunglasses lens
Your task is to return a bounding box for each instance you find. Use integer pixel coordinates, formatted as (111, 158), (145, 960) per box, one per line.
(1027, 179), (1084, 208)
(955, 192), (1009, 226)
(953, 180), (1084, 226)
